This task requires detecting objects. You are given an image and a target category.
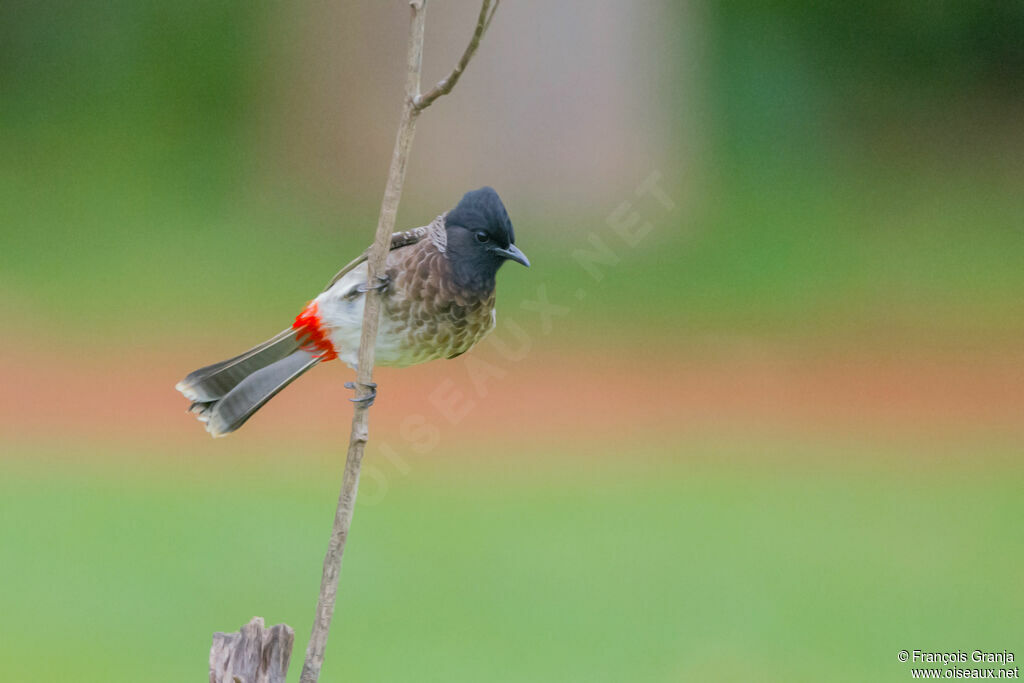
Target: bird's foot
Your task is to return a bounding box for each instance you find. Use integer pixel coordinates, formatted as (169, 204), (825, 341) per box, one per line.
(344, 381), (378, 407)
(357, 273), (390, 294)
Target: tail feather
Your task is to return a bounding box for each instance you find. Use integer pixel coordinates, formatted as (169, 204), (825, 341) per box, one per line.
(187, 350), (321, 437)
(176, 329), (301, 403)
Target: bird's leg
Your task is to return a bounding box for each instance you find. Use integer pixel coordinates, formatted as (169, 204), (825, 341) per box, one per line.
(345, 273), (387, 407)
(344, 381), (378, 407)
(356, 273), (391, 294)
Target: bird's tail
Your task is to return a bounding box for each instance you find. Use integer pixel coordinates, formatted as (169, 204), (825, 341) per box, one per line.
(175, 329), (321, 437)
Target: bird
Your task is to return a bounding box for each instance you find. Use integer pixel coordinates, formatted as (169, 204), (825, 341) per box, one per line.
(175, 187), (529, 437)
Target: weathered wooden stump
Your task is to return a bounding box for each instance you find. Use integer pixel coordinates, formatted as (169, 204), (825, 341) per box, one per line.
(209, 617), (294, 683)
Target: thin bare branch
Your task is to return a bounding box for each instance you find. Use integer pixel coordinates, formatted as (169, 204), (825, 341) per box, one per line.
(297, 0), (498, 681)
(296, 4), (426, 681)
(413, 0), (499, 111)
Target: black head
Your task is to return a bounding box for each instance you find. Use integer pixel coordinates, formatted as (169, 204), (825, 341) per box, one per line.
(444, 187), (529, 293)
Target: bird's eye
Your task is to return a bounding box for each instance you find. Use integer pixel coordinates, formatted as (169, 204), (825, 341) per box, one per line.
(475, 231), (490, 243)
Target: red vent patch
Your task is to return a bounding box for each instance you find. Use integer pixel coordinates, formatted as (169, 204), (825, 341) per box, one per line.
(293, 300), (338, 361)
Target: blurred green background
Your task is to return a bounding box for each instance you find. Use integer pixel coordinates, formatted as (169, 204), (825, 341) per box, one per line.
(1, 2), (1022, 681)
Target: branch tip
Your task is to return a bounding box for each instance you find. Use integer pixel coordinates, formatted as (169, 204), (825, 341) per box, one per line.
(414, 0), (499, 112)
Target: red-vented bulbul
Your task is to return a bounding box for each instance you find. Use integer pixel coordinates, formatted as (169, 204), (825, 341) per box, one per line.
(176, 187), (529, 437)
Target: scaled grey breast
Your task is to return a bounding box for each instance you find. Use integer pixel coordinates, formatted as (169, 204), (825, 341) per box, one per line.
(381, 229), (496, 365)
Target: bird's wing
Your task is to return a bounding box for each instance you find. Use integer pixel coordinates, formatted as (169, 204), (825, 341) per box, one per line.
(322, 216), (445, 291)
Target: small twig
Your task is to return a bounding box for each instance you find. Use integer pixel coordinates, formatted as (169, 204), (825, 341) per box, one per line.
(297, 2), (499, 682)
(413, 0), (500, 111)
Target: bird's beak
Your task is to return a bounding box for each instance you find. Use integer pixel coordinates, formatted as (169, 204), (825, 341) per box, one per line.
(492, 244), (530, 267)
